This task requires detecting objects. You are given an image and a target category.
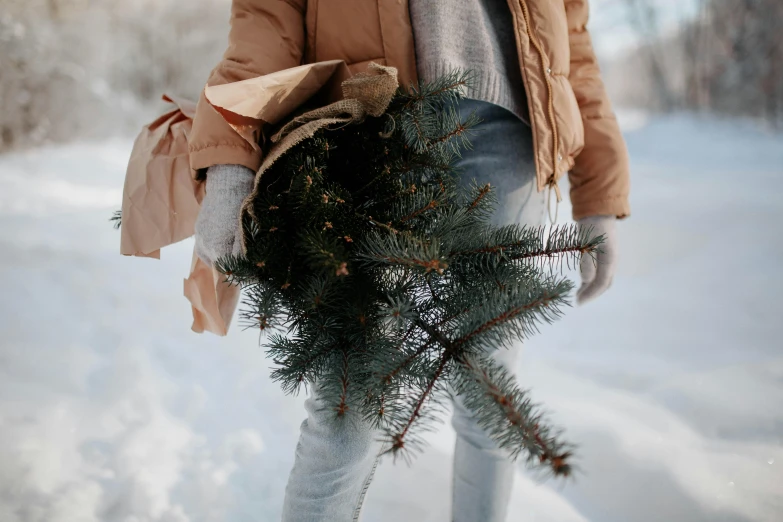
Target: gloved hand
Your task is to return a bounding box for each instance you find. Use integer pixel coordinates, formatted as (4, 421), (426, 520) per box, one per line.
(576, 215), (618, 305)
(194, 164), (256, 267)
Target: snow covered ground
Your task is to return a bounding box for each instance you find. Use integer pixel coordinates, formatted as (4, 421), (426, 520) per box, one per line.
(0, 114), (781, 522)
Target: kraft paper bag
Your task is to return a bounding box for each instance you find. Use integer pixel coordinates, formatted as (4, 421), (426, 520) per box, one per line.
(204, 59), (351, 148)
(120, 60), (359, 336)
(120, 93), (238, 335)
(120, 93), (202, 258)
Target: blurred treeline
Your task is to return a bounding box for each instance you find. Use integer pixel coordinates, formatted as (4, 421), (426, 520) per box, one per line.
(0, 0), (228, 153)
(607, 0), (783, 126)
(1, 0), (781, 154)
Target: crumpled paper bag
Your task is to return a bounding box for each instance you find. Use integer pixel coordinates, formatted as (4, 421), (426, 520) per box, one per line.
(205, 59), (351, 146)
(236, 62), (399, 252)
(120, 93), (239, 335)
(120, 93), (202, 259)
(120, 60), (360, 336)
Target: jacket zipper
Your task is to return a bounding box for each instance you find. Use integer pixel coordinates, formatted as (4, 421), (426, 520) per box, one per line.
(515, 0), (562, 203)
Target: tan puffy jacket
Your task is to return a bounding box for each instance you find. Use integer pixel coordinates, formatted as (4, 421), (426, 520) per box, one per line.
(189, 0), (630, 220)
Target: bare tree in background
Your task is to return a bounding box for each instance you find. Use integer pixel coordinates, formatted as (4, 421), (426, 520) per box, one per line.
(700, 0), (783, 124)
(618, 0), (783, 125)
(2, 0), (781, 153)
(0, 0), (229, 153)
(681, 0), (710, 111)
(623, 0), (677, 112)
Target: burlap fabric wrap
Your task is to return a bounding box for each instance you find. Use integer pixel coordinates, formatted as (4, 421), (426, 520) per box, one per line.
(240, 62), (399, 251)
(120, 61), (398, 335)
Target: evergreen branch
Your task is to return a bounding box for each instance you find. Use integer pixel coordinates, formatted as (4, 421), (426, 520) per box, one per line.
(467, 184), (492, 212)
(436, 308), (469, 328)
(449, 224), (602, 273)
(517, 225), (603, 269)
(231, 70), (581, 469)
(384, 308), (477, 455)
(425, 276), (443, 305)
(405, 79), (469, 105)
(377, 336), (437, 385)
(406, 111), (429, 153)
(353, 164), (395, 197)
(110, 209), (122, 229)
(425, 120), (470, 150)
(355, 212), (400, 235)
(267, 332), (339, 394)
(358, 232), (448, 274)
(398, 156), (453, 176)
(455, 354), (573, 477)
(238, 283), (286, 332)
(399, 198), (439, 223)
(453, 241), (585, 259)
(453, 293), (556, 350)
(387, 352), (450, 454)
(376, 255), (447, 273)
(403, 69), (475, 107)
(414, 318), (454, 352)
(335, 348), (351, 417)
(215, 253), (267, 283)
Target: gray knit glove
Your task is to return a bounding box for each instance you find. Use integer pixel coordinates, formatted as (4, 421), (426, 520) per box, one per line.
(577, 215), (618, 305)
(194, 164), (255, 267)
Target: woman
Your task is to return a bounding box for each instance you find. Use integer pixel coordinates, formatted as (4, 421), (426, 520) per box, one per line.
(190, 1), (630, 520)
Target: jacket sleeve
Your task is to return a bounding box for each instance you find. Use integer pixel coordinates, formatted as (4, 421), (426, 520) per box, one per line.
(565, 0), (630, 220)
(188, 0), (306, 177)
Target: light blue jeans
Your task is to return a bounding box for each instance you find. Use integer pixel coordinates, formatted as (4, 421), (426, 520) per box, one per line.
(281, 99), (547, 522)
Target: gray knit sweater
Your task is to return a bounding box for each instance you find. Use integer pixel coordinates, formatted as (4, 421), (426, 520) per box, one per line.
(409, 0), (529, 124)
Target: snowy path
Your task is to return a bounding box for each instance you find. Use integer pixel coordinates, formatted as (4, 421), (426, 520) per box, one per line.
(0, 115), (781, 522)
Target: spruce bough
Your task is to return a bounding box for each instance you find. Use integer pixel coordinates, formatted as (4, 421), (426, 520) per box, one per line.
(217, 72), (602, 477)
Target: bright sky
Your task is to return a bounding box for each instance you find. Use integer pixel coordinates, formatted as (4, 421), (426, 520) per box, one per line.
(588, 0), (701, 58)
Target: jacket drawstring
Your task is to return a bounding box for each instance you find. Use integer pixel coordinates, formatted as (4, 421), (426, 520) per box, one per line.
(547, 177), (561, 224)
